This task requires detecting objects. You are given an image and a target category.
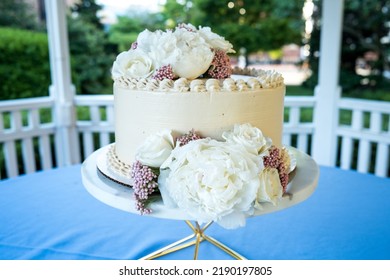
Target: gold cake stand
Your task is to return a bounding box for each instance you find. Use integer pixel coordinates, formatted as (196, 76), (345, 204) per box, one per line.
(140, 220), (246, 260)
(81, 145), (319, 260)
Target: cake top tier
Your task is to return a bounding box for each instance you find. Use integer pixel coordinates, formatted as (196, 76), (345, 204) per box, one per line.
(111, 23), (284, 92)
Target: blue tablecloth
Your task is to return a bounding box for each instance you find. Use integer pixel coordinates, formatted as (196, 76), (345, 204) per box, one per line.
(0, 164), (389, 260)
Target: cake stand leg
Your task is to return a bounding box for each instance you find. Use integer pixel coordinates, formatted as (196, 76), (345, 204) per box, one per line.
(140, 233), (200, 260)
(202, 235), (247, 260)
(139, 220), (247, 260)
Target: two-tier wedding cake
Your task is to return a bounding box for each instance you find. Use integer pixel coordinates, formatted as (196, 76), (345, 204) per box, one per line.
(107, 23), (294, 229)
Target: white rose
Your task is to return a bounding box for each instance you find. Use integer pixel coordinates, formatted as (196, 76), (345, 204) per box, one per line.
(136, 130), (174, 168)
(198, 26), (235, 53)
(159, 138), (261, 229)
(111, 49), (154, 79)
(255, 168), (283, 208)
(222, 123), (272, 155)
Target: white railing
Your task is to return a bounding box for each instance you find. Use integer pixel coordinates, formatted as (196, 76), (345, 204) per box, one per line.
(283, 96), (315, 155)
(336, 98), (390, 177)
(1, 95), (389, 179)
(0, 97), (56, 178)
(75, 95), (115, 160)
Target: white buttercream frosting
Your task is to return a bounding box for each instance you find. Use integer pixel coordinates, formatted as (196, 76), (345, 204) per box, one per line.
(247, 78), (261, 90)
(205, 79), (221, 92)
(106, 145), (131, 179)
(159, 79), (174, 91)
(145, 79), (159, 91)
(222, 78), (237, 91)
(113, 68), (284, 93)
(190, 80), (207, 92)
(174, 78), (190, 92)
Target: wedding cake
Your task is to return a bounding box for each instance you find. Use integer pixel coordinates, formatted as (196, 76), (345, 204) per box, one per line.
(108, 24), (293, 229)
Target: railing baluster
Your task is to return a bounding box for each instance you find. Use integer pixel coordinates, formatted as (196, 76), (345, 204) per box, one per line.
(39, 134), (53, 170)
(99, 106), (110, 147)
(22, 137), (36, 174)
(351, 109), (371, 173)
(107, 105), (115, 144)
(375, 143), (389, 177)
(100, 133), (110, 147)
(0, 114), (3, 132)
(367, 112), (383, 176)
(4, 141), (18, 178)
(32, 108), (53, 170)
(370, 112), (381, 133)
(297, 133), (308, 154)
(81, 106), (99, 158)
(0, 113), (4, 180)
(340, 136), (353, 170)
(357, 140), (370, 174)
(82, 132), (94, 159)
(282, 134), (292, 147)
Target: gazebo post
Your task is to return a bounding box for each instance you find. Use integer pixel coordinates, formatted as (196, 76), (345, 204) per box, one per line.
(312, 0), (344, 166)
(45, 0), (80, 166)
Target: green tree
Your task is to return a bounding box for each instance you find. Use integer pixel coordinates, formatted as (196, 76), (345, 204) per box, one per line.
(305, 0), (390, 97)
(163, 0), (197, 27)
(67, 16), (114, 94)
(108, 11), (165, 52)
(0, 27), (50, 100)
(67, 0), (116, 94)
(71, 0), (103, 30)
(0, 0), (39, 30)
(162, 0), (303, 58)
(342, 0), (390, 91)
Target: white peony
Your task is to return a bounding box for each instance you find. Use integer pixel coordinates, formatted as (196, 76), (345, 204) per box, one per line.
(198, 26), (235, 53)
(159, 138), (261, 229)
(222, 123), (272, 155)
(255, 168), (283, 208)
(135, 130), (174, 168)
(111, 49), (154, 79)
(171, 47), (214, 79)
(146, 31), (179, 69)
(135, 29), (163, 53)
(168, 27), (214, 79)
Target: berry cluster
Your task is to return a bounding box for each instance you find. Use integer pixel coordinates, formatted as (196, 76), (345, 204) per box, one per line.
(131, 160), (158, 214)
(176, 129), (203, 146)
(208, 49), (232, 79)
(263, 146), (289, 193)
(153, 65), (175, 81)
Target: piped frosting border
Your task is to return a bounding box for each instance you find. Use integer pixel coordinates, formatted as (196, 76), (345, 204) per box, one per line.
(113, 67), (284, 92)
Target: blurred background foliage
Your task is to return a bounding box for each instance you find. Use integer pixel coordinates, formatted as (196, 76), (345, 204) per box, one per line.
(0, 0), (389, 100)
(304, 0), (390, 101)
